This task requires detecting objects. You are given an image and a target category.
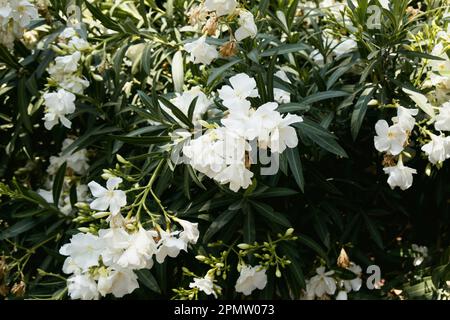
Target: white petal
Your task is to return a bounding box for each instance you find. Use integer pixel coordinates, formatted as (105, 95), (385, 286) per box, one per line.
(107, 177), (123, 190)
(88, 181), (107, 197)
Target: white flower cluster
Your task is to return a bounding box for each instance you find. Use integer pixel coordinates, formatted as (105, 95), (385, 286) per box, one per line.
(188, 264), (267, 299)
(184, 1), (257, 65)
(374, 105), (418, 191)
(0, 0), (38, 49)
(374, 26), (450, 191)
(303, 263), (362, 300)
(37, 138), (90, 215)
(60, 178), (199, 300)
(182, 73), (302, 192)
(43, 27), (90, 130)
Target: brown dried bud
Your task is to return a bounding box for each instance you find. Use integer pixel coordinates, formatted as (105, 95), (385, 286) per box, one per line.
(337, 248), (350, 268)
(0, 284), (9, 297)
(245, 151), (252, 169)
(11, 281), (26, 297)
(202, 16), (218, 36)
(219, 40), (237, 58)
(0, 257), (6, 280)
(382, 154), (396, 167)
(406, 6), (421, 20)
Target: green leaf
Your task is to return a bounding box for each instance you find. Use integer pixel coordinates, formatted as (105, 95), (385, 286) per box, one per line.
(135, 269), (161, 294)
(207, 59), (242, 86)
(252, 187), (298, 199)
(141, 43), (153, 75)
(250, 201), (291, 228)
(0, 44), (21, 68)
(203, 210), (238, 243)
(266, 55), (277, 102)
(52, 162), (67, 206)
(297, 234), (329, 263)
(18, 78), (32, 132)
(159, 96), (193, 128)
(84, 1), (121, 32)
(362, 213), (384, 249)
(399, 50), (446, 61)
(277, 103), (310, 113)
(261, 43), (308, 57)
(351, 87), (375, 140)
(299, 91), (349, 107)
(112, 135), (171, 145)
(0, 217), (47, 240)
(326, 61), (357, 89)
(187, 96), (199, 122)
(296, 120), (347, 157)
(242, 204), (255, 244)
(285, 147), (304, 192)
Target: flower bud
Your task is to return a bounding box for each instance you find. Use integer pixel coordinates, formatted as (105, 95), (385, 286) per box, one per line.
(337, 248), (350, 268)
(237, 243), (251, 249)
(276, 268), (282, 278)
(11, 281), (26, 297)
(219, 40), (237, 57)
(285, 228), (294, 236)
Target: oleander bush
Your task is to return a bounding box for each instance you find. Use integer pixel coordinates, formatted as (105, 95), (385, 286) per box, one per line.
(0, 0), (450, 300)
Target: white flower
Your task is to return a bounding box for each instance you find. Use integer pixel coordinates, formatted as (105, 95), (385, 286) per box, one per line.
(310, 49), (325, 65)
(175, 218), (200, 245)
(98, 227), (133, 268)
(332, 38), (357, 58)
(392, 106), (418, 132)
(62, 257), (81, 275)
(155, 230), (187, 264)
(10, 0), (38, 27)
(88, 177), (127, 216)
(68, 36), (90, 51)
(204, 0), (237, 17)
(379, 0), (390, 9)
(187, 4), (208, 26)
(59, 184), (89, 215)
(421, 134), (450, 164)
(47, 138), (89, 175)
(274, 70), (291, 104)
(189, 275), (218, 298)
(235, 10), (258, 42)
(59, 27), (77, 39)
(48, 51), (81, 76)
(235, 265), (267, 296)
(97, 268), (139, 298)
(43, 89), (76, 130)
(373, 120), (407, 155)
(218, 73), (259, 113)
(305, 266), (337, 299)
(183, 128), (228, 178)
(214, 162), (254, 192)
(435, 102), (450, 131)
(116, 227), (158, 270)
(59, 233), (104, 271)
(59, 74), (90, 95)
(161, 86), (212, 125)
(383, 160), (417, 191)
(341, 263), (362, 293)
(335, 290), (348, 300)
(67, 274), (99, 300)
(184, 36), (218, 65)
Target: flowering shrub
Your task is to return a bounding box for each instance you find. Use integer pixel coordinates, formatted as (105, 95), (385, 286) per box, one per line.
(0, 0), (450, 300)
